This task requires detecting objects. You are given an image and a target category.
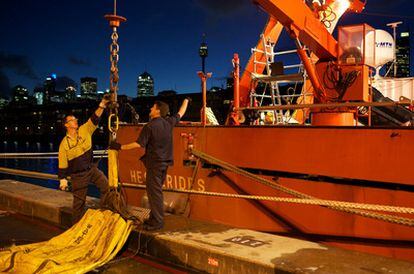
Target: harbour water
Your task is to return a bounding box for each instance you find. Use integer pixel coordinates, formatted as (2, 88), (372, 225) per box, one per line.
(0, 140), (107, 197)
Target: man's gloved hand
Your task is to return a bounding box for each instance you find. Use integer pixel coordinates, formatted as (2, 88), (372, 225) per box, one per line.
(100, 93), (112, 108)
(109, 141), (122, 150)
(59, 178), (69, 191)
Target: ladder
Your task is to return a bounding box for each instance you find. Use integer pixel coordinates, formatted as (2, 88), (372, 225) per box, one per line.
(250, 35), (306, 124)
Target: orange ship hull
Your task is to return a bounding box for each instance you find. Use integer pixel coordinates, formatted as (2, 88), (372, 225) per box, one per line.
(117, 125), (414, 261)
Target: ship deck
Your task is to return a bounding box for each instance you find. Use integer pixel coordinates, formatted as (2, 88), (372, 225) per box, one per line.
(1, 179), (413, 273)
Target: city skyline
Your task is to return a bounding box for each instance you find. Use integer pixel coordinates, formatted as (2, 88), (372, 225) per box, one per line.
(1, 0), (414, 98)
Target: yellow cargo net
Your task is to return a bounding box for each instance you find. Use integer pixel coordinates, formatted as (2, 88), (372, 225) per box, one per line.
(0, 209), (133, 274)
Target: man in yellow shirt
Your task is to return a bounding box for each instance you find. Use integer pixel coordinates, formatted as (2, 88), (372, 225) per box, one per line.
(58, 96), (110, 224)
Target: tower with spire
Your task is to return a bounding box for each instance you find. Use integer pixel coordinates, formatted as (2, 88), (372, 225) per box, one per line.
(199, 34), (208, 73)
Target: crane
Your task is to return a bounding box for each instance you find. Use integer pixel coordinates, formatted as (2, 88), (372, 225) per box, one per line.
(236, 0), (368, 125)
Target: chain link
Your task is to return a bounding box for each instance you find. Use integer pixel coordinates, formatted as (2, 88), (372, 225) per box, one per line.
(109, 27), (120, 96)
(108, 26), (120, 136)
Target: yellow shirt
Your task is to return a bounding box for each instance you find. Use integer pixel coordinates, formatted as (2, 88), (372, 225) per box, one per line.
(58, 118), (98, 179)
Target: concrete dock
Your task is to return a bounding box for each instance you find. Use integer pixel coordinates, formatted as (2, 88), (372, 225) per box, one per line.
(1, 179), (413, 274)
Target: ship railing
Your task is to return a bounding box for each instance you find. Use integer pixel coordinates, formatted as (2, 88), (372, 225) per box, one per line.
(236, 100), (414, 112)
(0, 150), (107, 159)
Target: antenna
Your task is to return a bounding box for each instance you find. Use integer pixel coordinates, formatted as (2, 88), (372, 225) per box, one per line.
(386, 21), (403, 77)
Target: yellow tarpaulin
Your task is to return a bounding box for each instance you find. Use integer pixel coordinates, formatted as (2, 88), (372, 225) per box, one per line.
(0, 209), (133, 273)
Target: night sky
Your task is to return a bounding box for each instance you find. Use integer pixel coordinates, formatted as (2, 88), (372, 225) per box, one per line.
(0, 0), (413, 98)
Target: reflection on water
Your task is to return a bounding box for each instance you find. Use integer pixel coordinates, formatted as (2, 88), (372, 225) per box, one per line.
(0, 141), (107, 197)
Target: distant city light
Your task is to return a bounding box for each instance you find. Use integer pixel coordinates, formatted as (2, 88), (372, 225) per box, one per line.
(51, 73), (57, 79)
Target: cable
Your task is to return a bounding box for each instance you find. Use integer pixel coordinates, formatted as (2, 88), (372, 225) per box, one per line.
(320, 5), (337, 29)
(322, 62), (360, 101)
(338, 70), (360, 99)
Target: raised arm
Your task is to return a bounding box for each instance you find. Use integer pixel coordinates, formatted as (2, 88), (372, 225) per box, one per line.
(82, 95), (111, 135)
(178, 98), (190, 118)
(94, 94), (110, 119)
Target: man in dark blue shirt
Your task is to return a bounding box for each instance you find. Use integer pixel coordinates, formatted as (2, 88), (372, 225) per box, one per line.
(110, 99), (189, 230)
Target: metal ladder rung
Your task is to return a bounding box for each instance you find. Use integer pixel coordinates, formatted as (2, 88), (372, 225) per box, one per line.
(251, 94), (275, 99)
(252, 48), (276, 55)
(251, 73), (305, 83)
(284, 64), (303, 69)
(254, 61), (268, 65)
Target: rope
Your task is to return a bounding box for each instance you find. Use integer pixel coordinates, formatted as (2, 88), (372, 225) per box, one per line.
(121, 183), (414, 215)
(1, 165), (414, 226)
(191, 149), (414, 227)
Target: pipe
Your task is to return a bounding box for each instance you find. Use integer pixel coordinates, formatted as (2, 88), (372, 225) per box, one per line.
(197, 71), (212, 126)
(233, 53), (240, 113)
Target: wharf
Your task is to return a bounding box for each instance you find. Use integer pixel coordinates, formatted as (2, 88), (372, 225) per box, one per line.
(1, 179), (413, 274)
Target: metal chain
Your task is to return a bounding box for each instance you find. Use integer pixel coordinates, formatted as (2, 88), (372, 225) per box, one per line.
(191, 149), (414, 227)
(108, 27), (120, 137)
(110, 29), (120, 95)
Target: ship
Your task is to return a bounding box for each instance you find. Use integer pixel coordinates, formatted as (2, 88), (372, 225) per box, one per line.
(114, 0), (414, 262)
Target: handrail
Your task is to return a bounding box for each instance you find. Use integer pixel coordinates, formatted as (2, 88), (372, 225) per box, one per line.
(0, 150), (107, 159)
(236, 101), (414, 111)
(0, 166), (60, 181)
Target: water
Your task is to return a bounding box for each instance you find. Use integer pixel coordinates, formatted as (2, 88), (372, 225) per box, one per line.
(0, 140), (108, 197)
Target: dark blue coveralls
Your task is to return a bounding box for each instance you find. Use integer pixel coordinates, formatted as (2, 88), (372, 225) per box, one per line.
(137, 114), (180, 229)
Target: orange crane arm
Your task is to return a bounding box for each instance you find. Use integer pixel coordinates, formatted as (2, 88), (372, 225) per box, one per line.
(238, 0), (367, 106)
(253, 0), (337, 59)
